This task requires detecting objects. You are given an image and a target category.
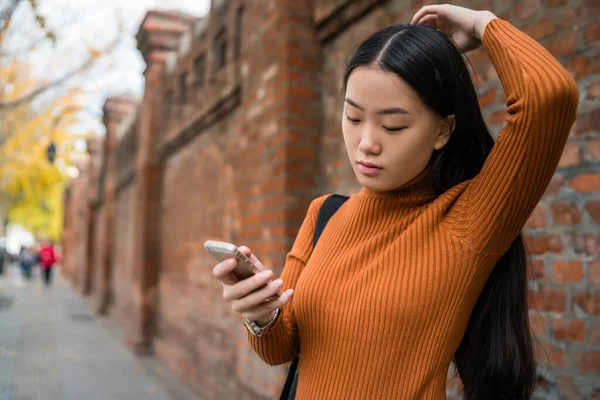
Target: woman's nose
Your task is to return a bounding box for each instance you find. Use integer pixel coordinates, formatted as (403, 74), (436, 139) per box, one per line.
(358, 126), (381, 155)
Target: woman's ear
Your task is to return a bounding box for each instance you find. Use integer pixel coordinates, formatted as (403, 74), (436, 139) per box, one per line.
(434, 114), (455, 150)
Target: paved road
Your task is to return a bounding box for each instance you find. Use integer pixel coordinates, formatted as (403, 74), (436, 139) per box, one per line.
(0, 264), (198, 400)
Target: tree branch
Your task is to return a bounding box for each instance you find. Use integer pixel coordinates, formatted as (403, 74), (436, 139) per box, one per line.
(0, 8), (83, 56)
(0, 0), (21, 25)
(0, 35), (121, 110)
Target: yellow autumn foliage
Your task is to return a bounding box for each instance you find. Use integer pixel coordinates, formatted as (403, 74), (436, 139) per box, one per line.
(0, 60), (85, 241)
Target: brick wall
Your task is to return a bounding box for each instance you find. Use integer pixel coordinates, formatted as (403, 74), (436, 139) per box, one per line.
(111, 105), (140, 339)
(112, 181), (136, 327)
(91, 205), (106, 308)
(62, 0), (599, 398)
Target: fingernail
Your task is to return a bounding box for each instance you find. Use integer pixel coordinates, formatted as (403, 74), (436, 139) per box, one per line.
(285, 289), (294, 297)
(272, 279), (283, 288)
(261, 270), (273, 278)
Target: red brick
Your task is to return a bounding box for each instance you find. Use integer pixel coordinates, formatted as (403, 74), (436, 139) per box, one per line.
(487, 109), (508, 125)
(553, 318), (586, 342)
(542, 175), (564, 199)
(588, 82), (600, 100)
(559, 376), (583, 400)
(588, 139), (600, 160)
(573, 350), (600, 374)
(551, 201), (582, 224)
(465, 47), (487, 65)
(529, 286), (567, 312)
(525, 203), (546, 229)
(559, 7), (578, 30)
(583, 21), (600, 46)
(591, 55), (600, 75)
(591, 321), (600, 344)
(571, 234), (600, 255)
(477, 88), (496, 109)
(525, 235), (563, 254)
(581, 0), (600, 17)
(535, 340), (568, 368)
(566, 55), (591, 80)
(590, 261), (600, 285)
(484, 63), (498, 81)
(528, 258), (546, 280)
(568, 172), (600, 192)
(584, 235), (600, 255)
(585, 200), (600, 224)
(574, 291), (600, 315)
(571, 107), (600, 136)
(548, 31), (576, 57)
(514, 0), (540, 19)
(529, 313), (548, 338)
(558, 142), (581, 168)
(523, 17), (557, 40)
(287, 85), (319, 101)
(288, 55), (317, 70)
(552, 260), (584, 283)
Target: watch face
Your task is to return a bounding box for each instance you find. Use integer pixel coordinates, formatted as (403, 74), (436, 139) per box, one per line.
(243, 309), (281, 337)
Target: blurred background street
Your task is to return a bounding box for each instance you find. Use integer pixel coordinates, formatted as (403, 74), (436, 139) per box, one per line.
(0, 263), (198, 400)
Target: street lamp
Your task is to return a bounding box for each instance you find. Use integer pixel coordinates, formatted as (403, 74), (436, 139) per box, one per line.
(46, 142), (57, 163)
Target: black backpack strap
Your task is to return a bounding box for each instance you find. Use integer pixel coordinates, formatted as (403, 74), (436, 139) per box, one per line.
(313, 194), (349, 247)
(279, 359), (299, 400)
(280, 194), (349, 400)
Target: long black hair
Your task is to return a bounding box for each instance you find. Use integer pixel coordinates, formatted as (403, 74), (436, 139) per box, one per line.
(343, 24), (536, 400)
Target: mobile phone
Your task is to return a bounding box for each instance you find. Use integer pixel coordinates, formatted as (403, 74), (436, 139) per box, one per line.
(204, 240), (262, 280)
(204, 240), (282, 300)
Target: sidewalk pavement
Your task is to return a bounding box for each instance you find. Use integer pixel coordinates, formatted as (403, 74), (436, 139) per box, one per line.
(0, 264), (199, 400)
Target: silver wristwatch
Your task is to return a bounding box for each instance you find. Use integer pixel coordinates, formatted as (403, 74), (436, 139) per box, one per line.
(242, 308), (281, 337)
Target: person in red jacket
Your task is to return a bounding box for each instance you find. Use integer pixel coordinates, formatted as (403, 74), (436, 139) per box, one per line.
(39, 240), (57, 286)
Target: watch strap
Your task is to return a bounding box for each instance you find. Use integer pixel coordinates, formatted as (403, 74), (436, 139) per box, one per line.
(243, 308), (281, 337)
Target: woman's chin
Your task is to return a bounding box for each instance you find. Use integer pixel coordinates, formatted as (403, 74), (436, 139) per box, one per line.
(357, 176), (391, 192)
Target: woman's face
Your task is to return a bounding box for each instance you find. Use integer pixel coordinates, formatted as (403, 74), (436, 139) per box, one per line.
(342, 66), (452, 192)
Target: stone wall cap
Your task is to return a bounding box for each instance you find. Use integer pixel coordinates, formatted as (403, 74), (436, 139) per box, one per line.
(136, 10), (197, 60)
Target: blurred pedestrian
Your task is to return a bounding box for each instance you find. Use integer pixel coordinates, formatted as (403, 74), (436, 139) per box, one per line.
(39, 240), (57, 286)
(0, 244), (6, 276)
(19, 246), (35, 280)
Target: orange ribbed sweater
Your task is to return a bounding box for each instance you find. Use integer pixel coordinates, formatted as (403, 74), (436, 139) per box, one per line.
(248, 19), (579, 399)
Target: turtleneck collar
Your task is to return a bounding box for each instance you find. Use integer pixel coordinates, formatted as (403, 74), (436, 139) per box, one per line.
(358, 167), (436, 199)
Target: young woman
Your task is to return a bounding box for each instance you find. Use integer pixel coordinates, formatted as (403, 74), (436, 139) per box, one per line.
(213, 4), (579, 399)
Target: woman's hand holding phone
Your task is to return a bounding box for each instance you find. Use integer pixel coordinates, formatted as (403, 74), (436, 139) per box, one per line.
(212, 246), (294, 326)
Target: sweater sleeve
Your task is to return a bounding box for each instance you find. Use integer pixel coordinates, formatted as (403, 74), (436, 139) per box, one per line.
(246, 195), (329, 365)
(443, 19), (579, 255)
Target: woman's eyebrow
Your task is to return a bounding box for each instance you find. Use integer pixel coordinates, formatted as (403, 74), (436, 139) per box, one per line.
(377, 107), (411, 116)
(345, 97), (411, 115)
(344, 97), (364, 110)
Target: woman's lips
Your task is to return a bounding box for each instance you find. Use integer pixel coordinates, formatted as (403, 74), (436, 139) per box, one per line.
(358, 161), (382, 176)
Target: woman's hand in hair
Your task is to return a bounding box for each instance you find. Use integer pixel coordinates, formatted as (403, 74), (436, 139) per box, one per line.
(411, 4), (496, 53)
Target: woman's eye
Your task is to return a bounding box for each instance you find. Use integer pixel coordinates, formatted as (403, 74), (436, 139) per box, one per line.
(346, 115), (361, 124)
(383, 126), (405, 132)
